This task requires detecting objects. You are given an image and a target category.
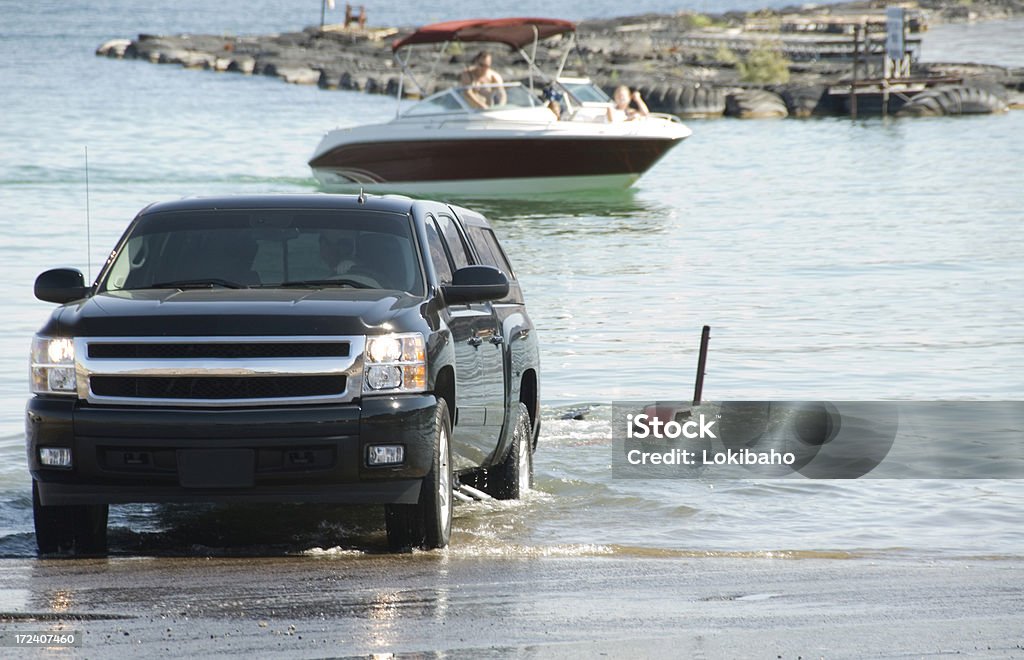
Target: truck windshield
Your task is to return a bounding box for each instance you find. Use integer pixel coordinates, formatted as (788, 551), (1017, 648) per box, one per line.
(100, 209), (424, 295)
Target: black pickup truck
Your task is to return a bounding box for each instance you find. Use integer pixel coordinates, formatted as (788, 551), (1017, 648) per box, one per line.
(27, 194), (540, 553)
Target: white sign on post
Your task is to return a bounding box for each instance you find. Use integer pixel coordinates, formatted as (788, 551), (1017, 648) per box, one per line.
(886, 6), (905, 60)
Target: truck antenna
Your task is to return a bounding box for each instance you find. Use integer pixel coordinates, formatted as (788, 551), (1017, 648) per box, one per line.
(85, 146), (92, 283)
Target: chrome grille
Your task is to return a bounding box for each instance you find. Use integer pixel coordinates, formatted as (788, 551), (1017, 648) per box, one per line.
(88, 342), (349, 359)
(90, 375), (347, 400)
(76, 336), (365, 407)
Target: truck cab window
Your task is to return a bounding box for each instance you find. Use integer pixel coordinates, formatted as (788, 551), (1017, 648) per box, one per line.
(466, 226), (515, 278)
(436, 214), (471, 270)
(424, 218), (454, 284)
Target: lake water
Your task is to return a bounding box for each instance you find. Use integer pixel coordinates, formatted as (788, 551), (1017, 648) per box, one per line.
(1, 1), (1022, 559)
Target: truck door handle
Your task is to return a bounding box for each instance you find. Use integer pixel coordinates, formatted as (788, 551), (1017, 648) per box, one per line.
(489, 335), (504, 345)
(468, 336), (483, 347)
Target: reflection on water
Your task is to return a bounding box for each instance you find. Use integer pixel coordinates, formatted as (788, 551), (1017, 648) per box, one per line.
(468, 188), (654, 222)
(107, 503), (388, 556)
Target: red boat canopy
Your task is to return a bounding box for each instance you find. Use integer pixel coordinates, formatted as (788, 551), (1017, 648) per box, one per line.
(392, 17), (576, 52)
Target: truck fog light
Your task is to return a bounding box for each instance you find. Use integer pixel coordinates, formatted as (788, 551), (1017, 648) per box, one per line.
(366, 365), (402, 390)
(367, 444), (404, 466)
(39, 447), (73, 468)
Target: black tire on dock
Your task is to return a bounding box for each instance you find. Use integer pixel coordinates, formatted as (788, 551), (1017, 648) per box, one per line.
(646, 83), (672, 113)
(675, 84), (726, 118)
(637, 84), (654, 108)
(776, 84), (828, 118)
(364, 76), (380, 94)
(385, 77), (401, 97)
(663, 86), (684, 115)
(725, 89), (789, 119)
(896, 85), (1009, 117)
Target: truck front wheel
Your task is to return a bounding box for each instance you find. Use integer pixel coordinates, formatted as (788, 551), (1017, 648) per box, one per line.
(32, 480), (109, 556)
(385, 399), (453, 551)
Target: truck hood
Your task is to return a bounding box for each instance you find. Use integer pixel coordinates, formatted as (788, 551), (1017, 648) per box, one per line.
(56, 288), (429, 337)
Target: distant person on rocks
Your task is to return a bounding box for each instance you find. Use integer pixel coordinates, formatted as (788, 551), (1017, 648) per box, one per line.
(460, 50), (507, 109)
(607, 85), (649, 121)
(343, 4), (366, 30)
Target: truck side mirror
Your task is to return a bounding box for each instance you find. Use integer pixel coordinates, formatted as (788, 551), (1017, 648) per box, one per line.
(35, 268), (87, 304)
(441, 265), (509, 305)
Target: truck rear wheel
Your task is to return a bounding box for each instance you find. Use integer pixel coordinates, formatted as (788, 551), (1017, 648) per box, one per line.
(487, 402), (534, 500)
(385, 399), (453, 551)
(32, 480), (109, 556)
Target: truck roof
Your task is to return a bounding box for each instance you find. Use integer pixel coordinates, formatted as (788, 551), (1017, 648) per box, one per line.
(139, 193), (420, 216)
(137, 193), (494, 231)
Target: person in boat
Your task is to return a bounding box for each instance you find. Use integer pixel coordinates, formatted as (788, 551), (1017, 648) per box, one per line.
(607, 85), (650, 121)
(460, 50), (507, 109)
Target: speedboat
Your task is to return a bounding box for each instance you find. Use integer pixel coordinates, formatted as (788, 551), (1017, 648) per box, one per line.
(309, 17), (692, 197)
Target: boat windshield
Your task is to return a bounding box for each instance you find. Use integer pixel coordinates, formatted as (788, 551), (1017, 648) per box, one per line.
(556, 79), (612, 105)
(402, 83), (540, 117)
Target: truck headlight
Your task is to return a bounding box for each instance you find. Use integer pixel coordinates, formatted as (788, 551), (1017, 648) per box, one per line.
(363, 333), (426, 394)
(30, 336), (77, 395)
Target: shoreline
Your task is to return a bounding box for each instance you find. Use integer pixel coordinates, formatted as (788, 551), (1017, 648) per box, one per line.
(95, 0), (1024, 119)
(2, 554), (1021, 656)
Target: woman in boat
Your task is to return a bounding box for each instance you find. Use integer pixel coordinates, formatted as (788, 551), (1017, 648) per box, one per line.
(607, 85), (650, 121)
(460, 50), (507, 109)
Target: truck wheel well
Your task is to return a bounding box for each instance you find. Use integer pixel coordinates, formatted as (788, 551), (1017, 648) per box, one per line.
(435, 366), (455, 426)
(519, 369), (538, 427)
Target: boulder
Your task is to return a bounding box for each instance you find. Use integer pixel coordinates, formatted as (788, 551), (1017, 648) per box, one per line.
(96, 39), (131, 58)
(775, 84), (828, 117)
(226, 56), (256, 74)
(725, 89), (788, 118)
(274, 66), (321, 85)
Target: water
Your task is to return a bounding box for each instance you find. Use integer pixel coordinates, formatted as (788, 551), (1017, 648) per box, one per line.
(1, 2), (1022, 559)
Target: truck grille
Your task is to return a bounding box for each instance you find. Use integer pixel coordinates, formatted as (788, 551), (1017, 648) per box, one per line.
(77, 336), (365, 407)
(90, 375), (347, 400)
(88, 342), (349, 359)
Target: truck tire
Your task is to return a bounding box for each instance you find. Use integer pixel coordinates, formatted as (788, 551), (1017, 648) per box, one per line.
(385, 399), (453, 551)
(32, 480), (109, 556)
(488, 402), (534, 500)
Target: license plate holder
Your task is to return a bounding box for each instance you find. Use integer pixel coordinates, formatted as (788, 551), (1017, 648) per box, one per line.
(177, 449), (256, 488)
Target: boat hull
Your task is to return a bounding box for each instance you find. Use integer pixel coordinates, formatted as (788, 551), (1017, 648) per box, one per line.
(309, 134), (684, 196)
(313, 171), (640, 196)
